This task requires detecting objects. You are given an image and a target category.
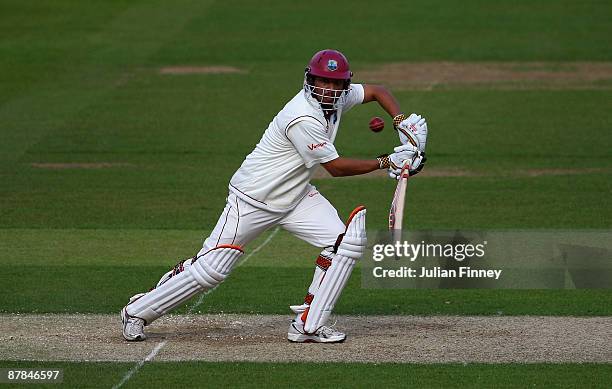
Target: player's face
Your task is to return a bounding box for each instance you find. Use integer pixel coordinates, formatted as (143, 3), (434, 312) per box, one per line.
(313, 77), (345, 105)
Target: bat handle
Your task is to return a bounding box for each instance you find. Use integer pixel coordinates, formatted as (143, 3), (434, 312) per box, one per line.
(400, 162), (411, 178)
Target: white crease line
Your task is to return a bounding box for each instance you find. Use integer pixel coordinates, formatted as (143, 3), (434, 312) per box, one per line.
(111, 341), (166, 389)
(112, 227), (279, 388)
(236, 227), (279, 268)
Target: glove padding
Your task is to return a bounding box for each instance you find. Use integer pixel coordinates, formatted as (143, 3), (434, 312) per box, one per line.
(388, 151), (427, 180)
(396, 113), (428, 152)
(388, 144), (418, 177)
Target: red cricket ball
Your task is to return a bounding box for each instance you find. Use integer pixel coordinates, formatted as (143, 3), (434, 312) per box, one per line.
(369, 116), (385, 132)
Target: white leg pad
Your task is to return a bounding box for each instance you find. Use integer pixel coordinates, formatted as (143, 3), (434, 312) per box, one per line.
(303, 207), (366, 333)
(126, 245), (243, 324)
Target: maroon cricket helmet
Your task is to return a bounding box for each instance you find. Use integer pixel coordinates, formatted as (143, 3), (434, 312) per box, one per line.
(305, 49), (353, 81)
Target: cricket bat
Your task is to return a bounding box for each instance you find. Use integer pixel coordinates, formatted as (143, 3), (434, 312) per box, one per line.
(388, 162), (410, 242)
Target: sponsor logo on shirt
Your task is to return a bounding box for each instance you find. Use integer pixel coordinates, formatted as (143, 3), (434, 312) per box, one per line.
(308, 142), (327, 151)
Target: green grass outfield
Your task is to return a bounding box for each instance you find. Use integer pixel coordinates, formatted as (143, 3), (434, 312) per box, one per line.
(1, 0), (611, 387)
(1, 228), (611, 315)
(2, 361), (611, 389)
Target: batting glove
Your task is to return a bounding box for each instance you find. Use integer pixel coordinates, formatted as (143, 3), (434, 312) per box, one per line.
(393, 113), (428, 152)
(377, 144), (417, 177)
(383, 150), (427, 180)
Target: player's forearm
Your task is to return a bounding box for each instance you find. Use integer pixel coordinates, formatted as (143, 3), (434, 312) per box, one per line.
(322, 157), (380, 177)
(363, 84), (402, 118)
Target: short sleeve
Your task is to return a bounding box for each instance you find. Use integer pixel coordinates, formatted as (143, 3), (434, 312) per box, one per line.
(342, 83), (365, 112)
(286, 119), (339, 168)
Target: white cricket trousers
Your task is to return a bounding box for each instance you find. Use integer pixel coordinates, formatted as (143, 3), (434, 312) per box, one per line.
(199, 188), (346, 256)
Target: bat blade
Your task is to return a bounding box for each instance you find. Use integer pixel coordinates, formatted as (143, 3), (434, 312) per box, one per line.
(388, 163), (410, 242)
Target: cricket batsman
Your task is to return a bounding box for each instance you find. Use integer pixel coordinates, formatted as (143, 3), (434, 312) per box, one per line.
(121, 49), (429, 343)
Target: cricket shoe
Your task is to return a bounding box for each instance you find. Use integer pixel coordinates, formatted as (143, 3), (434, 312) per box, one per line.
(121, 293), (147, 341)
(287, 320), (346, 343)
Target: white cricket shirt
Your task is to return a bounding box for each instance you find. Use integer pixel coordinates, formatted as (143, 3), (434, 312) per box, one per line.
(229, 84), (365, 212)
